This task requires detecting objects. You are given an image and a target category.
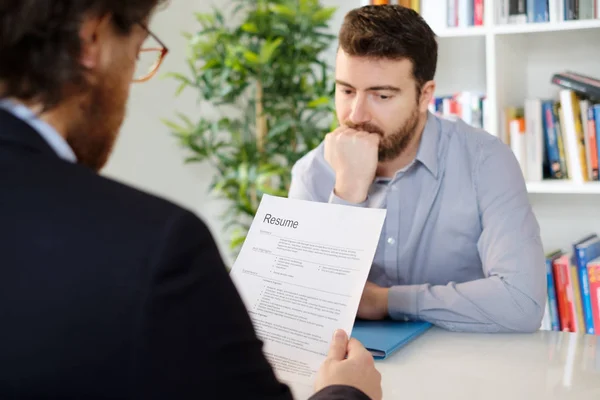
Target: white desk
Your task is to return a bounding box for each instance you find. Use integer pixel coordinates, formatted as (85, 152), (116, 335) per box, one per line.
(290, 327), (600, 400)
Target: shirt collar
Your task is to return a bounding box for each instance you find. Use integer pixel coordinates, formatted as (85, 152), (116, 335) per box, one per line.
(0, 99), (77, 163)
(415, 111), (440, 178)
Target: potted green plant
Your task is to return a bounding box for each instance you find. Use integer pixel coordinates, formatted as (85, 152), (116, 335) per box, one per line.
(163, 0), (338, 257)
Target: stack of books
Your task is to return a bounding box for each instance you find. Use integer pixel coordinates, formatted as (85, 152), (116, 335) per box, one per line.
(496, 0), (600, 24)
(428, 91), (489, 131)
(542, 233), (600, 335)
(503, 71), (600, 184)
(446, 0), (485, 27)
(367, 0), (420, 11)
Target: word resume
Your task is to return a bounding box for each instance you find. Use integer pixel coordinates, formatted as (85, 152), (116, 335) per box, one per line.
(230, 194), (386, 390)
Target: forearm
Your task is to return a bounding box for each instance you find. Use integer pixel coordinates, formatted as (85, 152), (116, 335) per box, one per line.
(388, 237), (547, 333)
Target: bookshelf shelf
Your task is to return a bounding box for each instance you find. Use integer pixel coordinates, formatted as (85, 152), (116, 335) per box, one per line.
(526, 181), (600, 194)
(493, 19), (600, 35)
(437, 19), (600, 37)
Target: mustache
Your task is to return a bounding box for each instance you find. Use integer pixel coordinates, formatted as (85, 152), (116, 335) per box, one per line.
(343, 120), (384, 136)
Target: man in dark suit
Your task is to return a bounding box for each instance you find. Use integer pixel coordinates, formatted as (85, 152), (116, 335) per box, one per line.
(0, 1), (381, 399)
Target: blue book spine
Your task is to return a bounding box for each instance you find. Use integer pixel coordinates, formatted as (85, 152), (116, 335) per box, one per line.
(542, 101), (562, 178)
(435, 97), (444, 113)
(594, 105), (600, 173)
(536, 0), (549, 21)
(529, 0), (549, 22)
(468, 0), (474, 26)
(574, 241), (600, 334)
(545, 257), (560, 331)
(527, 0), (535, 21)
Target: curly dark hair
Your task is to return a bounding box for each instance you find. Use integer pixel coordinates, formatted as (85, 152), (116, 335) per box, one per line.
(0, 0), (166, 109)
(338, 5), (438, 93)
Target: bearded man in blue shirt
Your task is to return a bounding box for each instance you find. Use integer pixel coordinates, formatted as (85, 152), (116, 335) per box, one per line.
(288, 5), (546, 333)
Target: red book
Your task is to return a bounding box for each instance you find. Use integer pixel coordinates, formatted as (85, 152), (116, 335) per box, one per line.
(553, 254), (574, 332)
(474, 0), (484, 25)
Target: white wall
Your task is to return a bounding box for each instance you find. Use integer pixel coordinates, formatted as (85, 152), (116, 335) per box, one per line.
(102, 1), (231, 261)
(102, 0), (359, 267)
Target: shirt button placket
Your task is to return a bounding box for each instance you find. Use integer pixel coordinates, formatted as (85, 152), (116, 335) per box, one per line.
(384, 182), (399, 283)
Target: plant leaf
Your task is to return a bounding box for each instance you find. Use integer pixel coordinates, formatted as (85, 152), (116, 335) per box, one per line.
(241, 22), (259, 33)
(312, 7), (337, 24)
(306, 96), (330, 108)
(268, 4), (295, 18)
(243, 51), (260, 64)
(259, 37), (283, 64)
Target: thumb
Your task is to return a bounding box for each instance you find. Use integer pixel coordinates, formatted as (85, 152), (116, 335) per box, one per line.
(327, 329), (348, 361)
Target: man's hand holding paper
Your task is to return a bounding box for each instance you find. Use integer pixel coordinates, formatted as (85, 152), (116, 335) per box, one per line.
(230, 194), (386, 395)
(315, 329), (382, 400)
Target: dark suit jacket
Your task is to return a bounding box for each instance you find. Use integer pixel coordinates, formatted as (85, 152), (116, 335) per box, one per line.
(0, 109), (370, 400)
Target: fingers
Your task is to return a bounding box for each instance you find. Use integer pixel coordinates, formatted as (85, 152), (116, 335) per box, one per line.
(367, 132), (380, 146)
(326, 329), (348, 361)
(328, 128), (372, 143)
(346, 338), (374, 364)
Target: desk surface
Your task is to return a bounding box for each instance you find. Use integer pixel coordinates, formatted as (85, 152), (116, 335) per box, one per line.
(290, 328), (600, 400)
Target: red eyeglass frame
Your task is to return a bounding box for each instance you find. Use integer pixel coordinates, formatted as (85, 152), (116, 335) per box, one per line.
(133, 23), (169, 83)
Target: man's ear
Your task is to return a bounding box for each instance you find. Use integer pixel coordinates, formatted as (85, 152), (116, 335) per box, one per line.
(79, 13), (113, 69)
(418, 80), (436, 113)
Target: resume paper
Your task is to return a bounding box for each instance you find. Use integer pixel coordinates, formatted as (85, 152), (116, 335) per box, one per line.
(230, 194), (386, 389)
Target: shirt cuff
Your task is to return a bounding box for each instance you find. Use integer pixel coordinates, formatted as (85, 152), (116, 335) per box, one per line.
(328, 190), (368, 207)
(309, 385), (371, 400)
(388, 284), (426, 320)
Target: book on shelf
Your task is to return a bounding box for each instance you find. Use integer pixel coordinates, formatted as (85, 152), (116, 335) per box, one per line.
(428, 91), (490, 132)
(366, 0), (420, 11)
(541, 233), (600, 335)
(552, 71), (600, 100)
(501, 72), (600, 185)
(446, 0), (485, 27)
(496, 0), (600, 24)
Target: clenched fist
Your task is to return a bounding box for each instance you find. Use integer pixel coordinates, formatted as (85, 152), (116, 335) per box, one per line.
(324, 126), (380, 204)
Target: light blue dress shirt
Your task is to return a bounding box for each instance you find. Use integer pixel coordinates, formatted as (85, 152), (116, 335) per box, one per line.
(288, 111), (546, 333)
(0, 99), (77, 162)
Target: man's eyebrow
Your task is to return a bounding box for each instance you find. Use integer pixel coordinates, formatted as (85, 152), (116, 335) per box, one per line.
(335, 80), (400, 92)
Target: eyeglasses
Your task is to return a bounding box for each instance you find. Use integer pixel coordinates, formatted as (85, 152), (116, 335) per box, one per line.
(133, 24), (169, 83)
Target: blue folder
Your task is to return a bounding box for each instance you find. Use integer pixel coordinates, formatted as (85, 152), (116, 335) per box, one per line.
(350, 319), (432, 360)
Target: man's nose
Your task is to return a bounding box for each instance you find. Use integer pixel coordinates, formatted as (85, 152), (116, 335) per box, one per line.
(348, 94), (371, 125)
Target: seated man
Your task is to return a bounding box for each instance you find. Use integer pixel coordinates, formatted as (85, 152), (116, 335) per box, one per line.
(289, 5), (546, 333)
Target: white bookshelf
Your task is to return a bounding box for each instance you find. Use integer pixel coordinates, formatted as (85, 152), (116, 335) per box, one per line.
(356, 0), (600, 249)
(527, 181), (600, 194)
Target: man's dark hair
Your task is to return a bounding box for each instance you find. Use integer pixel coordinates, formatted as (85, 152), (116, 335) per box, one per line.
(0, 0), (165, 109)
(338, 5), (438, 94)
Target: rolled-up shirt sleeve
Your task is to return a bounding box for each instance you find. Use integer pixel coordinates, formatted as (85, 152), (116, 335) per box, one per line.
(328, 191), (369, 207)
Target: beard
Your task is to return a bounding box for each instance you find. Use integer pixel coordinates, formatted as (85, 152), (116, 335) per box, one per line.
(344, 106), (420, 162)
(65, 66), (129, 172)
